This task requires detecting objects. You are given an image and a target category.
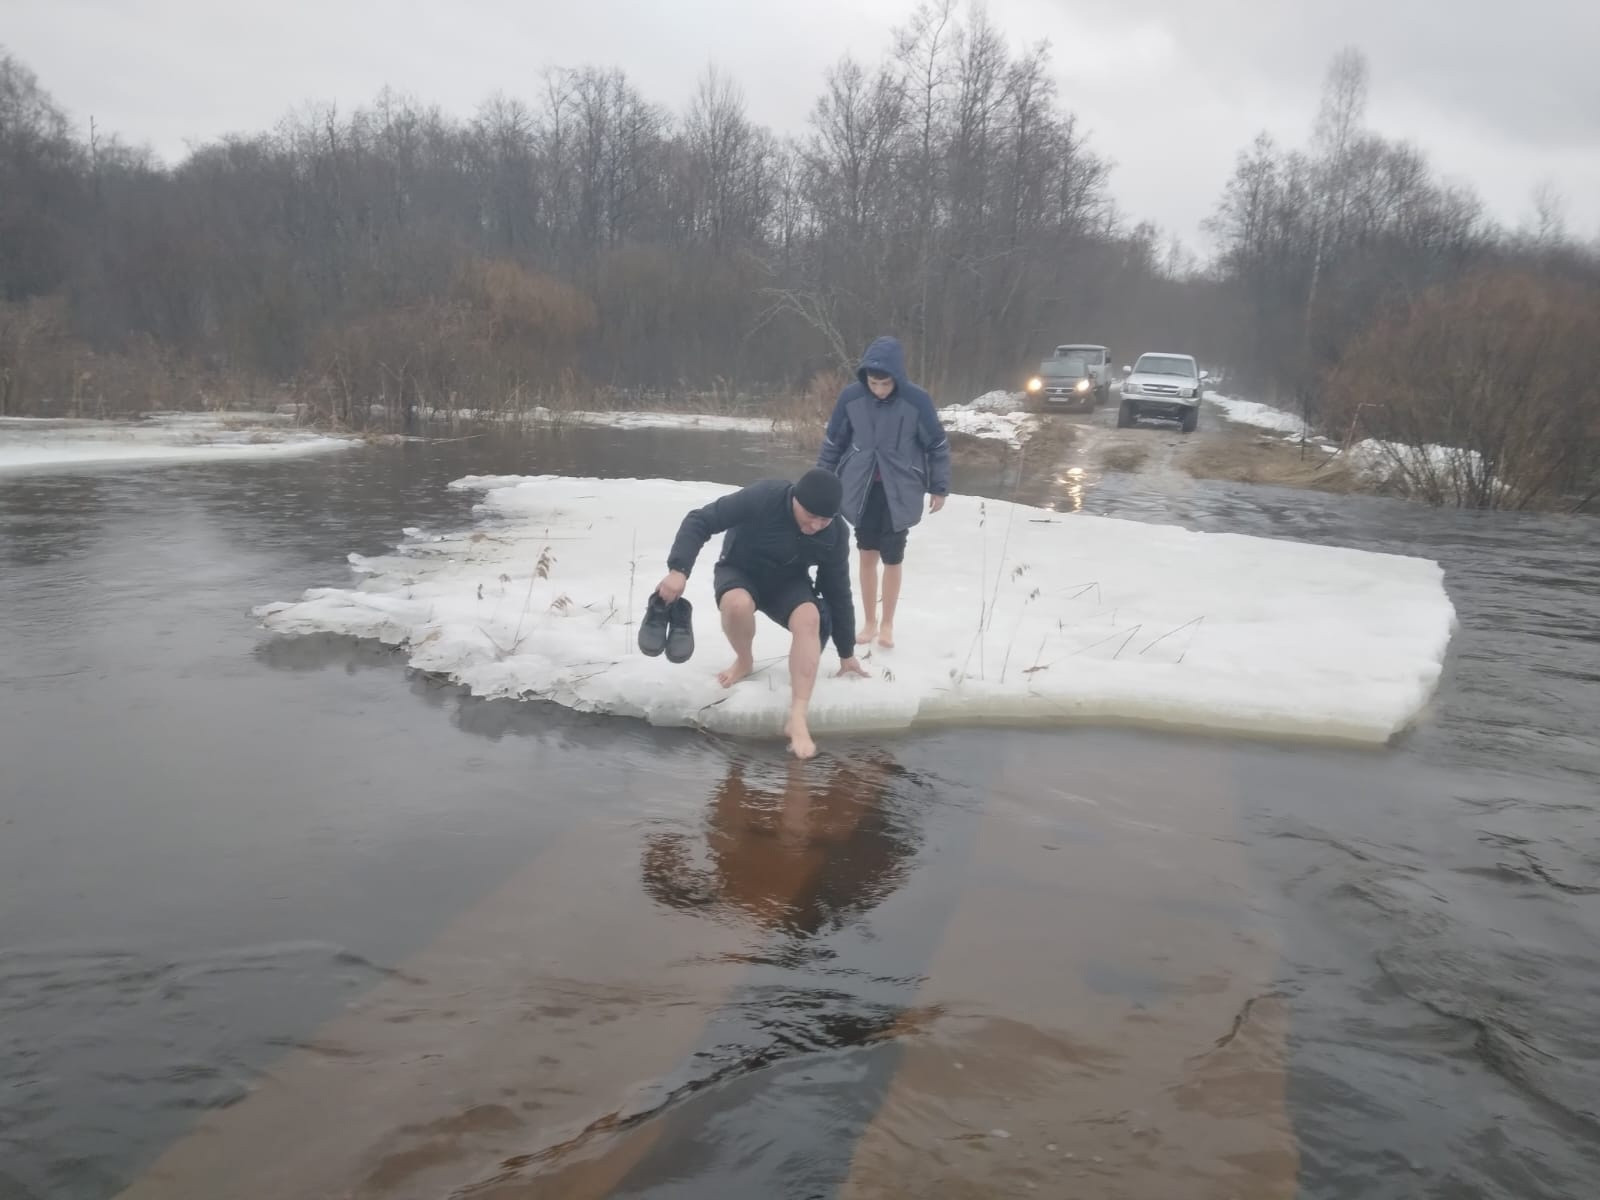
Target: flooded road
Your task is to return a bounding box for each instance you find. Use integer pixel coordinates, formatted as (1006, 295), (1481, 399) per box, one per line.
(2, 428), (1596, 1199)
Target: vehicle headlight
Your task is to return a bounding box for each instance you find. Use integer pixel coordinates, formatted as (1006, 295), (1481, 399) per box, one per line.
(1075, 379), (1090, 392)
(1179, 386), (1195, 398)
(1123, 382), (1139, 395)
(1027, 377), (1043, 392)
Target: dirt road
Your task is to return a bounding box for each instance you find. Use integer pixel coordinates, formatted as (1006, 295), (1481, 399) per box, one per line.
(1011, 393), (1366, 497)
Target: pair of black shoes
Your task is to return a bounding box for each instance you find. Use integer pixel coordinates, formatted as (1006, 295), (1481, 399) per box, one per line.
(639, 594), (694, 663)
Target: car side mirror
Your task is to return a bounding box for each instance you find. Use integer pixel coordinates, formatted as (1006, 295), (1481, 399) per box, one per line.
(1200, 370), (1210, 380)
(1121, 365), (1132, 374)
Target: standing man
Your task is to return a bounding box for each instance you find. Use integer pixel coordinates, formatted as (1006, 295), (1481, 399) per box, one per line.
(653, 468), (869, 759)
(817, 335), (951, 649)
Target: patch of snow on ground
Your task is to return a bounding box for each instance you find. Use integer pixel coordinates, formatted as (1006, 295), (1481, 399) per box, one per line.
(1346, 438), (1496, 488)
(527, 408), (779, 434)
(1205, 393), (1308, 436)
(939, 407), (1037, 446)
(0, 414), (356, 474)
(256, 474), (1458, 746)
(965, 390), (1024, 411)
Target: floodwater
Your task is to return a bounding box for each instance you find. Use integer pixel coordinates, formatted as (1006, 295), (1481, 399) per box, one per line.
(1, 424), (1596, 1200)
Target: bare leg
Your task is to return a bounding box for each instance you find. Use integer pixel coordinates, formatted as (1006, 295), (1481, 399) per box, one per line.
(856, 549), (880, 644)
(783, 602), (822, 759)
(878, 562), (903, 648)
(717, 590), (756, 687)
(777, 758), (812, 845)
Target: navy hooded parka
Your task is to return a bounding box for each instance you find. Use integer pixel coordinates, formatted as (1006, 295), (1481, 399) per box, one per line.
(816, 336), (951, 534)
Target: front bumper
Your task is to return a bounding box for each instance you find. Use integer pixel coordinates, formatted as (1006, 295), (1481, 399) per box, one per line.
(1122, 393), (1198, 420)
(1039, 385), (1095, 406)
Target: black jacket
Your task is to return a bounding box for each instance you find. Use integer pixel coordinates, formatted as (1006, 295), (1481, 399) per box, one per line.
(667, 479), (857, 659)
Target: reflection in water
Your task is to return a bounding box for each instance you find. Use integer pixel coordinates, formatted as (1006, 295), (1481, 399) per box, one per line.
(642, 753), (917, 945)
(1055, 465), (1088, 512)
(570, 754), (929, 1198)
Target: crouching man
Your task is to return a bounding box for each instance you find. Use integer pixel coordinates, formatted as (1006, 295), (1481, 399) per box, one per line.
(654, 468), (869, 759)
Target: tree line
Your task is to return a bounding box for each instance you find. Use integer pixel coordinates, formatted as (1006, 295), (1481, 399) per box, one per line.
(1, 3), (1596, 506)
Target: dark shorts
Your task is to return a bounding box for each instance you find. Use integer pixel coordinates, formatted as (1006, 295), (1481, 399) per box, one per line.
(854, 481), (908, 565)
(713, 565), (833, 646)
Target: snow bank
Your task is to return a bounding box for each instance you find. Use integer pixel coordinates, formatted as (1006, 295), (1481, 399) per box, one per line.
(1205, 393), (1307, 436)
(368, 404), (778, 434)
(527, 408), (778, 434)
(1204, 398), (1493, 482)
(965, 390), (1024, 412)
(937, 408), (1038, 447)
(377, 396), (1031, 443)
(256, 475), (1458, 746)
(925, 390), (1034, 445)
(1346, 438), (1501, 495)
(0, 414), (354, 474)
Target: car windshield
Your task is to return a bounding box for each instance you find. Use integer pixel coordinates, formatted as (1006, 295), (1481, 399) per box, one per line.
(1134, 355), (1196, 378)
(1057, 346), (1103, 363)
(1041, 356), (1089, 376)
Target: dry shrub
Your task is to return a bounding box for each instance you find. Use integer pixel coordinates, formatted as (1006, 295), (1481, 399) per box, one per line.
(305, 301), (469, 426)
(773, 366), (850, 444)
(305, 260), (600, 427)
(0, 296), (261, 416)
(0, 297), (73, 414)
(452, 259), (597, 364)
(1322, 269), (1600, 510)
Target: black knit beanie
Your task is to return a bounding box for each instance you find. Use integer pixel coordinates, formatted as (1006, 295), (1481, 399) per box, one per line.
(793, 468), (843, 518)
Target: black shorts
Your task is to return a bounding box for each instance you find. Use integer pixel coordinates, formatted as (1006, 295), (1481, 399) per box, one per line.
(713, 565), (833, 646)
(854, 480), (908, 565)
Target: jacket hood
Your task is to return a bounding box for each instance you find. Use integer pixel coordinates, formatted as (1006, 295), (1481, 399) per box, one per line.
(856, 335), (909, 395)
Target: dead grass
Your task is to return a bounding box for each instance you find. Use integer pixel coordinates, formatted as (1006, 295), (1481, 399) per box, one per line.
(0, 296), (272, 418)
(948, 431), (1015, 464)
(1099, 442), (1151, 473)
(1026, 416), (1080, 456)
(771, 368), (851, 447)
(1180, 435), (1369, 494)
(945, 412), (1080, 465)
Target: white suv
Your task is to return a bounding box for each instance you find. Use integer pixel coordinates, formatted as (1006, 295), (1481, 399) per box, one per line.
(1118, 352), (1208, 433)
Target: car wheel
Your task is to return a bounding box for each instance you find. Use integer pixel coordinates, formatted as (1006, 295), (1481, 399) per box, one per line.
(1180, 407), (1198, 434)
(1117, 400), (1136, 429)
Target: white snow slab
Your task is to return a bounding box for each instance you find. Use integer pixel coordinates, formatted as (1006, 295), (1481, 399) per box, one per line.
(376, 404), (780, 434)
(1206, 393), (1308, 436)
(526, 408), (778, 433)
(256, 475), (1458, 746)
(0, 414), (354, 473)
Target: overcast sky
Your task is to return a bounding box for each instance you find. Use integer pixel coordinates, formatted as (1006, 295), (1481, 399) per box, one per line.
(8, 0), (1599, 250)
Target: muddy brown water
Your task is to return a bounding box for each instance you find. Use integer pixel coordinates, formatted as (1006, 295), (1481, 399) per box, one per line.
(1, 417), (1597, 1199)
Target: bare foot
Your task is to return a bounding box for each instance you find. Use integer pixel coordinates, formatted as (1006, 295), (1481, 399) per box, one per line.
(876, 625), (895, 649)
(784, 714), (817, 759)
(717, 657), (754, 688)
(856, 623), (877, 646)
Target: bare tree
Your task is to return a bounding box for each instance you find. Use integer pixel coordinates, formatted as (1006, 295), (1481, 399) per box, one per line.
(1530, 180), (1567, 247)
(3, 22), (1591, 442)
(1302, 46), (1369, 416)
